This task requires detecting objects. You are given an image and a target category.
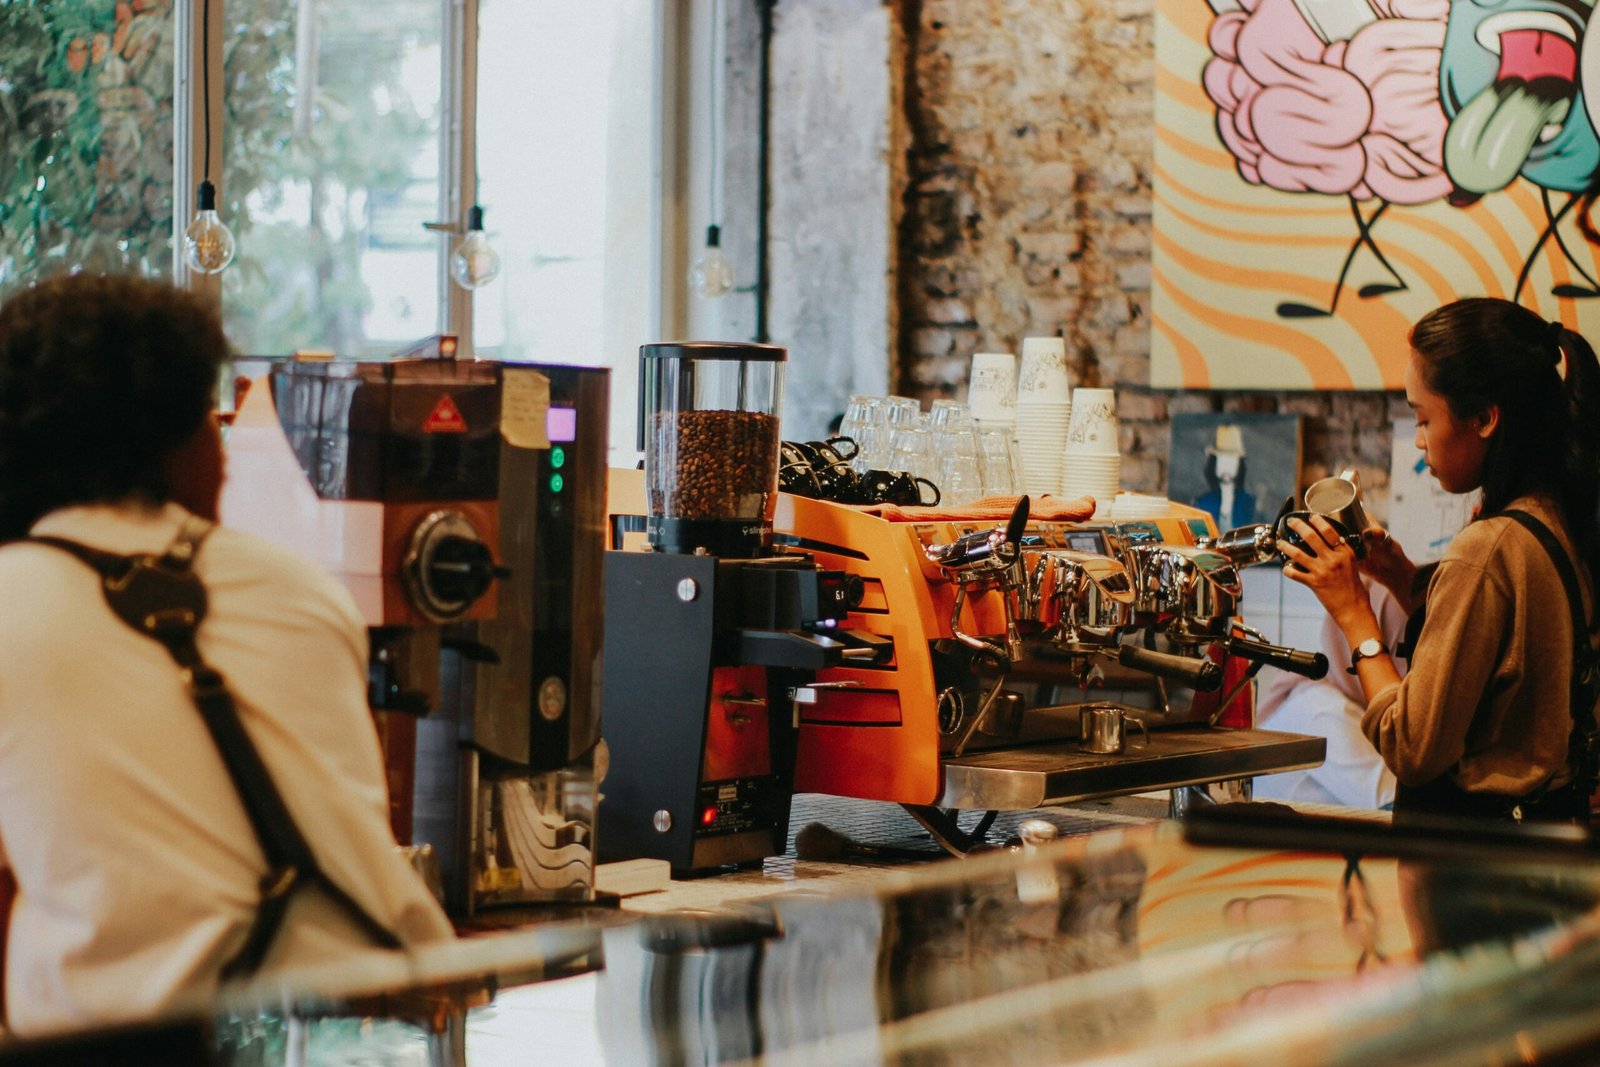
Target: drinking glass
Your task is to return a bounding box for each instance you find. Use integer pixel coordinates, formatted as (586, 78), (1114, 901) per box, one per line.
(888, 424), (937, 484)
(978, 428), (1019, 497)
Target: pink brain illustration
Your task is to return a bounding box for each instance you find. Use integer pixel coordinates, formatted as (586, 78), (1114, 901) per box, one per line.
(1204, 0), (1451, 205)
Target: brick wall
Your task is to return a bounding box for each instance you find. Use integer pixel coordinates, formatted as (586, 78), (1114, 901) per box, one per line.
(891, 0), (1402, 513)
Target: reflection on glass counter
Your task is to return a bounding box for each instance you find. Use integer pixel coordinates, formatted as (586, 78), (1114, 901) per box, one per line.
(9, 811), (1600, 1066)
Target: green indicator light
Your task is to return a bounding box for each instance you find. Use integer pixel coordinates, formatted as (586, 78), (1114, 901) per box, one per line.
(551, 446), (566, 469)
(549, 473), (564, 493)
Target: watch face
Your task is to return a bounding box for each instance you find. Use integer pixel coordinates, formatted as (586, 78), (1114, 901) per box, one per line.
(1356, 638), (1382, 658)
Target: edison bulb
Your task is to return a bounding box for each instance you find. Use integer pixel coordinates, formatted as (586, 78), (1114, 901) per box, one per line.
(689, 225), (733, 299)
(184, 181), (235, 275)
(451, 206), (501, 291)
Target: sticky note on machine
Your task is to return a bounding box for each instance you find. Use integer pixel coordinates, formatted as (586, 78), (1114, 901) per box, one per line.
(500, 367), (551, 449)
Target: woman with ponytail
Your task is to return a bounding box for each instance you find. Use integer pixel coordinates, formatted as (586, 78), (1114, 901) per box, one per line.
(1283, 298), (1600, 825)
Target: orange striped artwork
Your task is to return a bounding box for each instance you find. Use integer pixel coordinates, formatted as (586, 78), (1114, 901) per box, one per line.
(1152, 0), (1600, 389)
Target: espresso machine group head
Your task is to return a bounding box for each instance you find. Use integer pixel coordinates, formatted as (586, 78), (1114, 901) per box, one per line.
(600, 342), (870, 875)
(222, 347), (609, 915)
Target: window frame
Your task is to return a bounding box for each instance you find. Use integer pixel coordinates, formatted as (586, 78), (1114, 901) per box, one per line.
(171, 0), (676, 382)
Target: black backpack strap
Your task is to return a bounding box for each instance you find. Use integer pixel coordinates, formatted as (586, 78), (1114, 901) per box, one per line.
(1502, 510), (1600, 796)
(22, 518), (403, 979)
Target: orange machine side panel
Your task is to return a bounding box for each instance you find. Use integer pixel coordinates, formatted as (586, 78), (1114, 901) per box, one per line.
(778, 495), (946, 805)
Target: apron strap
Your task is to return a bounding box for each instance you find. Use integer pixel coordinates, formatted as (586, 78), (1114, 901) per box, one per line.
(1500, 510), (1599, 802)
(19, 520), (403, 979)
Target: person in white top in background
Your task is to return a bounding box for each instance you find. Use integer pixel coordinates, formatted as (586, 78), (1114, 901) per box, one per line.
(1253, 578), (1408, 809)
(0, 275), (453, 1036)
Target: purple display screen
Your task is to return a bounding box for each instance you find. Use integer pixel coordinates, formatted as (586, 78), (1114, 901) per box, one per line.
(547, 406), (577, 443)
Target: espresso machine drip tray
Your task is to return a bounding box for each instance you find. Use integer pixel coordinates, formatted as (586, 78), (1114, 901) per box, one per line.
(936, 726), (1325, 810)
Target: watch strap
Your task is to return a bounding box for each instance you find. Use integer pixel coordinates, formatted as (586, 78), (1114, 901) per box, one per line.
(1347, 639), (1387, 675)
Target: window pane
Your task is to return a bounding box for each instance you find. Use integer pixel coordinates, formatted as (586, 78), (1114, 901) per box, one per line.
(0, 2), (177, 296)
(222, 0), (443, 357)
(475, 1), (659, 460)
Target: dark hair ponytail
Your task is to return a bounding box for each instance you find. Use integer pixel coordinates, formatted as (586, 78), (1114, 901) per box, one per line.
(1552, 322), (1600, 567)
(1409, 298), (1600, 569)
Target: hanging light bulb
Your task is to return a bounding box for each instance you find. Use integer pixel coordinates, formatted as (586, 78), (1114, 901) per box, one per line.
(183, 179), (236, 275)
(451, 206), (502, 291)
(689, 224), (733, 299)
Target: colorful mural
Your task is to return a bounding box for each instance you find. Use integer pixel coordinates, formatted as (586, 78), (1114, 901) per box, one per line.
(1152, 0), (1600, 388)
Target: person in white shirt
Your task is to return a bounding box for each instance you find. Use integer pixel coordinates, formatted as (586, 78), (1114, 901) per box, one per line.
(1253, 579), (1408, 809)
(0, 274), (453, 1036)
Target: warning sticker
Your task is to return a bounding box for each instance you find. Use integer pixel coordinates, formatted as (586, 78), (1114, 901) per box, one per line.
(423, 394), (468, 433)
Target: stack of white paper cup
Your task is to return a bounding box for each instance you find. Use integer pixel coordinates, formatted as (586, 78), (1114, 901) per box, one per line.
(968, 352), (1018, 429)
(1013, 337), (1073, 497)
(1060, 386), (1120, 511)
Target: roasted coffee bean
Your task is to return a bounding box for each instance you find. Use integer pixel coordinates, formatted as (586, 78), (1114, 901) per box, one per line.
(649, 410), (779, 520)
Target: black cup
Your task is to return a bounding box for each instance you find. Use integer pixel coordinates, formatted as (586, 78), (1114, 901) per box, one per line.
(779, 441), (824, 498)
(852, 469), (940, 507)
(1276, 510), (1359, 556)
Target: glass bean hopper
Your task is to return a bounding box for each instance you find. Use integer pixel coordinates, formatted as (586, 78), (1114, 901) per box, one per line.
(638, 341), (786, 557)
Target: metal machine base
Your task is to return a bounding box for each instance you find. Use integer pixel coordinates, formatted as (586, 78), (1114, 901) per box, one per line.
(896, 727), (1321, 855)
(935, 726), (1324, 811)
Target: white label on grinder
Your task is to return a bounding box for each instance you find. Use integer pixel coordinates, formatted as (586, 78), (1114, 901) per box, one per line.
(501, 367), (551, 449)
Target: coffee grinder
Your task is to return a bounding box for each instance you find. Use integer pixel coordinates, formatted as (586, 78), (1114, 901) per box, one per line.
(222, 347), (609, 915)
(599, 342), (868, 875)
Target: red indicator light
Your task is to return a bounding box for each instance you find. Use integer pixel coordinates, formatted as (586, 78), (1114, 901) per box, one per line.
(700, 805), (719, 827)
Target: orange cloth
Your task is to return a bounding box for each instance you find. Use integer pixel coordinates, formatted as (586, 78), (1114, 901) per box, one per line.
(848, 494), (1096, 523)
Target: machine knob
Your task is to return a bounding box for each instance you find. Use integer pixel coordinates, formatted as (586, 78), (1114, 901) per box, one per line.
(402, 509), (502, 622)
(1017, 819), (1059, 848)
(427, 536), (499, 603)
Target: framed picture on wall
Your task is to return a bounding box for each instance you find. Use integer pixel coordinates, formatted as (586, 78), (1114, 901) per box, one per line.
(1168, 412), (1303, 532)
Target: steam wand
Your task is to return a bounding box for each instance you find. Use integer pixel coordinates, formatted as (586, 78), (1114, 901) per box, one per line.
(1205, 623), (1330, 726)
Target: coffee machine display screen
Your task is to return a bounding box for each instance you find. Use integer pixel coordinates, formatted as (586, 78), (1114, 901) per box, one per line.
(548, 407), (577, 443)
(1064, 530), (1106, 555)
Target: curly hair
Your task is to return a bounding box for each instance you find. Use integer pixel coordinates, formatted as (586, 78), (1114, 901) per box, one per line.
(0, 274), (227, 538)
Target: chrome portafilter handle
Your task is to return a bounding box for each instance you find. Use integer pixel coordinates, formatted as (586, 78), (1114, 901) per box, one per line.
(925, 495), (1031, 573)
(928, 526), (1016, 571)
(1199, 523), (1279, 567)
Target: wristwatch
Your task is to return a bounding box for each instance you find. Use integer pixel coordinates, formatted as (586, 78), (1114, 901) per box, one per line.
(1347, 637), (1388, 675)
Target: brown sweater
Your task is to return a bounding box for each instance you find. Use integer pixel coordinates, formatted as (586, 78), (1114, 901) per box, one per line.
(1361, 495), (1594, 796)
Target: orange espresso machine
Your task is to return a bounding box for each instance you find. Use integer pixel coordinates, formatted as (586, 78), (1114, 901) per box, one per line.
(222, 345), (609, 914)
(774, 494), (1328, 851)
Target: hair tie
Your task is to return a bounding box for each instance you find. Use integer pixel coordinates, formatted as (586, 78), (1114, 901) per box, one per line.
(1548, 320), (1569, 379)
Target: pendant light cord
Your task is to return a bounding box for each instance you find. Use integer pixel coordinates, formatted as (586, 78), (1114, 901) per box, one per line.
(708, 0), (720, 231)
(201, 0), (213, 182)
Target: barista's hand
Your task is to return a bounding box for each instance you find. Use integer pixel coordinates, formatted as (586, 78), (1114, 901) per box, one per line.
(1281, 515), (1371, 629)
(1358, 525), (1419, 614)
